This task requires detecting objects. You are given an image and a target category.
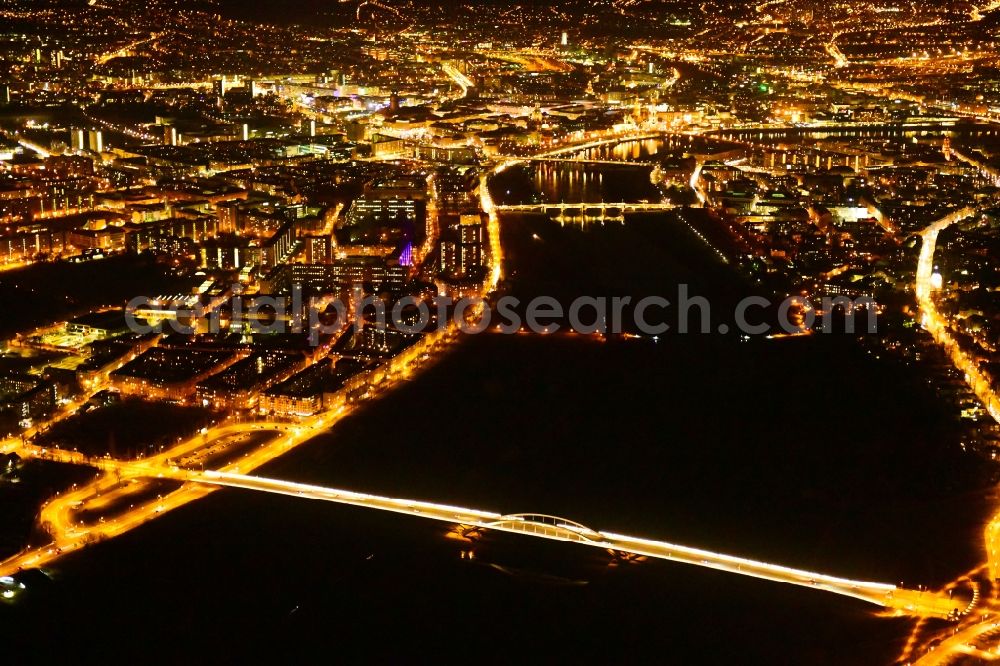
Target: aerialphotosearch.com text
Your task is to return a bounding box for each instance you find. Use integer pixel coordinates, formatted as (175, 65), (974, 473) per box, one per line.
(125, 284), (877, 344)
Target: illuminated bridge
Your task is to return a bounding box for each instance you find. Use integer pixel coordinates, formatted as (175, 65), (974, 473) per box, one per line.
(160, 467), (968, 619)
(495, 202), (678, 222)
(526, 157), (657, 166)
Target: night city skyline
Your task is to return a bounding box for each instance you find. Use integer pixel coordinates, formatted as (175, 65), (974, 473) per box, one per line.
(0, 0), (999, 663)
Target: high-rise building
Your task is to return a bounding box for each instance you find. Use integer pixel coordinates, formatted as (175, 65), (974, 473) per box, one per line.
(439, 240), (458, 274)
(454, 212), (485, 276)
(261, 220), (297, 270)
(459, 223), (483, 275)
(459, 242), (481, 275)
(459, 222), (483, 246)
(0, 84), (10, 105)
(302, 235), (332, 264)
(87, 130), (103, 154)
(71, 129), (86, 152)
(346, 196), (417, 226)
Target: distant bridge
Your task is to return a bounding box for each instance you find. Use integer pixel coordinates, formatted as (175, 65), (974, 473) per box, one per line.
(527, 157), (656, 166)
(495, 202), (678, 222)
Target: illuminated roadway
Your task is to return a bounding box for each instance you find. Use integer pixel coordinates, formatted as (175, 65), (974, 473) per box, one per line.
(12, 134), (51, 158)
(916, 207), (1000, 433)
(2, 433), (968, 620)
(95, 33), (161, 66)
(971, 0), (1000, 21)
(0, 394), (970, 620)
(825, 33), (848, 68)
(902, 207), (1000, 663)
(441, 62), (474, 97)
(0, 409), (971, 622)
(152, 467), (966, 618)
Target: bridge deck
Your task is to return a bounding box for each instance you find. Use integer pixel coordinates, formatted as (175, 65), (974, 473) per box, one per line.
(172, 468), (965, 619)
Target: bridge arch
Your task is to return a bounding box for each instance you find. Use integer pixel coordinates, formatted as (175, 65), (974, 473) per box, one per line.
(484, 513), (604, 543)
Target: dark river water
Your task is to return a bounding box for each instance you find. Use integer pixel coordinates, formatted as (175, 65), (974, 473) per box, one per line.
(3, 150), (997, 664)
